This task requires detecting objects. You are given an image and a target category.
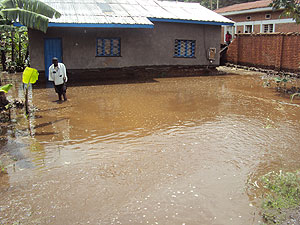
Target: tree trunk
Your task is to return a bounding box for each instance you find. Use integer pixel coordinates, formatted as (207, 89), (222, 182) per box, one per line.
(0, 92), (9, 109)
(19, 36), (21, 63)
(11, 31), (15, 63)
(1, 50), (6, 71)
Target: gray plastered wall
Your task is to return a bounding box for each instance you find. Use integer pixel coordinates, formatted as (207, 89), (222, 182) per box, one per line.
(29, 22), (221, 71)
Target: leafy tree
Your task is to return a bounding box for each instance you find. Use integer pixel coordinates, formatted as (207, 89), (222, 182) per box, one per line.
(0, 26), (28, 71)
(270, 0), (300, 24)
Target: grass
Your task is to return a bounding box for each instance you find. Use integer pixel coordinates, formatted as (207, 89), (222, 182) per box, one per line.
(260, 170), (300, 224)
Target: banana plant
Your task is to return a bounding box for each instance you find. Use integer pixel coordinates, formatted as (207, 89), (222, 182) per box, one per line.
(22, 66), (38, 115)
(0, 0), (61, 71)
(0, 0), (61, 33)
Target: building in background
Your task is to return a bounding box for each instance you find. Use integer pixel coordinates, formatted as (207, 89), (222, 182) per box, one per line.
(215, 0), (300, 43)
(28, 0), (233, 80)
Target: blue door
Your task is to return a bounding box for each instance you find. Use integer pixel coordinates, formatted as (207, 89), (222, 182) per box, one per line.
(44, 38), (62, 79)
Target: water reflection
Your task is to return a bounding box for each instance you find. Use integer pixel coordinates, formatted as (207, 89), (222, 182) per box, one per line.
(0, 73), (300, 224)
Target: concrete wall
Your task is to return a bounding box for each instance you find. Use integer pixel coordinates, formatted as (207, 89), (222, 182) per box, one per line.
(29, 22), (221, 71)
(226, 33), (300, 72)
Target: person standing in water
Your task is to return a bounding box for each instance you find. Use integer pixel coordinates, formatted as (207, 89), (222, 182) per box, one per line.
(48, 57), (68, 101)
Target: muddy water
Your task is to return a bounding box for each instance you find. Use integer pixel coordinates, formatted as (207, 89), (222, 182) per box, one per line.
(1, 72), (300, 224)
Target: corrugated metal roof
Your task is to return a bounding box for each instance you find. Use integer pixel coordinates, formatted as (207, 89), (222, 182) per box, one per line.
(42, 0), (233, 25)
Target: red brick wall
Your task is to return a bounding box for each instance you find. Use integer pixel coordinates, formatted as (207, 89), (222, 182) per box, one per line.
(226, 33), (300, 72)
(276, 23), (300, 33)
(236, 26), (244, 33)
(253, 25), (261, 33)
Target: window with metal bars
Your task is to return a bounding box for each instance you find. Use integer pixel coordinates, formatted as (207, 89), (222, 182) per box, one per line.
(174, 39), (196, 58)
(263, 24), (274, 33)
(96, 38), (121, 57)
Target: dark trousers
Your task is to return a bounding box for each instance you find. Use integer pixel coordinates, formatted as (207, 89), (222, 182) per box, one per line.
(54, 83), (67, 101)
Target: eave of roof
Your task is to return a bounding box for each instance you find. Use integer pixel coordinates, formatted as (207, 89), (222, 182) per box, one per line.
(47, 23), (154, 28)
(149, 18), (233, 26)
(220, 7), (274, 16)
(39, 0), (233, 28)
(214, 0), (273, 14)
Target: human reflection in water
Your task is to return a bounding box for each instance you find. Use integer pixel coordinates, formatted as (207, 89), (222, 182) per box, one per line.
(51, 118), (70, 142)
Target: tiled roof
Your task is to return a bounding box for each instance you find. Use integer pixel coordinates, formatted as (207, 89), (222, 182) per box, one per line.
(214, 0), (272, 14)
(41, 0), (233, 26)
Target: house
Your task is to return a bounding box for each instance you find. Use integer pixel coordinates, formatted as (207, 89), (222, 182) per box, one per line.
(29, 0), (233, 80)
(214, 0), (300, 44)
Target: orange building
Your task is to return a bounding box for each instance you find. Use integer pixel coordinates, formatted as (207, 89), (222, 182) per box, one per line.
(215, 0), (300, 43)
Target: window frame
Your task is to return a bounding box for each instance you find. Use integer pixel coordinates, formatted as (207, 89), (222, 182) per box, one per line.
(244, 24), (253, 33)
(265, 14), (271, 19)
(174, 39), (196, 58)
(96, 38), (121, 57)
(224, 25), (235, 42)
(262, 24), (274, 33)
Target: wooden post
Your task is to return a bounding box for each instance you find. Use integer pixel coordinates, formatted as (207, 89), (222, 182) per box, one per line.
(19, 33), (22, 63)
(25, 86), (29, 115)
(24, 70), (34, 115)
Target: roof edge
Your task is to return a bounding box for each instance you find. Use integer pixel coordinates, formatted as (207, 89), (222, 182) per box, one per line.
(148, 18), (234, 26)
(219, 7), (274, 16)
(47, 23), (154, 28)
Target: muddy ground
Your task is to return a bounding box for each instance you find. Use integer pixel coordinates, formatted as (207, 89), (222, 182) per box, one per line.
(1, 67), (300, 224)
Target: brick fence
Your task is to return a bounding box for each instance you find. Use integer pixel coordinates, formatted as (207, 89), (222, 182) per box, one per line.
(226, 33), (300, 72)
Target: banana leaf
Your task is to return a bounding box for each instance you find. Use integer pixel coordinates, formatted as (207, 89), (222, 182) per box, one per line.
(0, 83), (13, 93)
(1, 0), (61, 19)
(2, 8), (49, 33)
(23, 67), (39, 84)
(1, 0), (61, 33)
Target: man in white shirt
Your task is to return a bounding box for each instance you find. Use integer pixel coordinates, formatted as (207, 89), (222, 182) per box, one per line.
(48, 57), (68, 101)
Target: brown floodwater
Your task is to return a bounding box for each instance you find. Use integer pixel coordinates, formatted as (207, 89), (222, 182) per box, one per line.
(1, 71), (300, 224)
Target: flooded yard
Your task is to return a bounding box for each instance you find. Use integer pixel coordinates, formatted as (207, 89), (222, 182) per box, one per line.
(1, 71), (300, 224)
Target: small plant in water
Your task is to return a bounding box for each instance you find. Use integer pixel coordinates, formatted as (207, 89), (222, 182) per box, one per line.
(260, 170), (300, 224)
(0, 160), (7, 174)
(273, 77), (289, 92)
(290, 92), (300, 102)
